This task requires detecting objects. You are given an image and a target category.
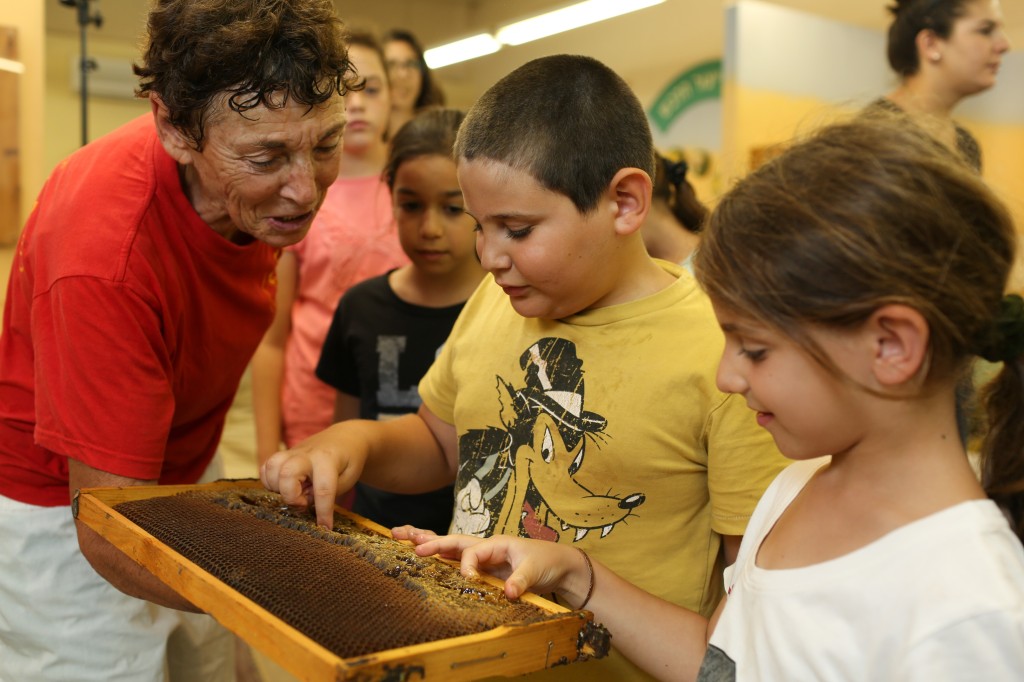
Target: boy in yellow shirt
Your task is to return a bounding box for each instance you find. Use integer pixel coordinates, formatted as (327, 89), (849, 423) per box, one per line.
(263, 54), (788, 680)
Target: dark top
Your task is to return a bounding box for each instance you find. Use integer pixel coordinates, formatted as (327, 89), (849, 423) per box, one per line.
(316, 271), (464, 534)
(865, 97), (982, 171)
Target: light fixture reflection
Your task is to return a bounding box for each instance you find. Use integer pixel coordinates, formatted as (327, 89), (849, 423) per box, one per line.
(424, 34), (501, 69)
(496, 0), (666, 46)
(0, 57), (25, 75)
(424, 0), (666, 69)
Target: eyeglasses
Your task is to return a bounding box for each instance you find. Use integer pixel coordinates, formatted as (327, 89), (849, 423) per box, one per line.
(386, 59), (420, 73)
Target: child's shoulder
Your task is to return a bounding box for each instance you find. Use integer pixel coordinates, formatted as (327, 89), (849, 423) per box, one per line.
(631, 261), (721, 328)
(337, 271), (395, 309)
(882, 501), (1024, 635)
(913, 501), (1024, 582)
(751, 458), (829, 521)
(585, 258), (709, 321)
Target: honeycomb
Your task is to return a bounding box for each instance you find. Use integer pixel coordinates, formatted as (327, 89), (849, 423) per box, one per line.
(113, 489), (562, 659)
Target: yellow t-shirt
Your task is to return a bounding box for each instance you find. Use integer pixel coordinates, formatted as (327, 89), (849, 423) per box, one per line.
(419, 261), (788, 680)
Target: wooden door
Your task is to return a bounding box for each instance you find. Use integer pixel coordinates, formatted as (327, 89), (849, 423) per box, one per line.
(0, 26), (20, 246)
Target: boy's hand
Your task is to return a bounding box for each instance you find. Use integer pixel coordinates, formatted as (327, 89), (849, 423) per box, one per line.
(260, 422), (367, 529)
(413, 534), (588, 605)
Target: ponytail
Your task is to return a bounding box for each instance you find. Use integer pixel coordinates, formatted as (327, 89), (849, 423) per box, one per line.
(978, 294), (1024, 541)
(653, 154), (708, 234)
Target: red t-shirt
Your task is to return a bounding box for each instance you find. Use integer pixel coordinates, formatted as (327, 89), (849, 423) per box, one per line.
(0, 115), (278, 506)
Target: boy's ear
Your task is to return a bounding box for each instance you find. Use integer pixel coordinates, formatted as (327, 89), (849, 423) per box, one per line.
(866, 304), (930, 387)
(151, 94), (195, 166)
(607, 167), (651, 236)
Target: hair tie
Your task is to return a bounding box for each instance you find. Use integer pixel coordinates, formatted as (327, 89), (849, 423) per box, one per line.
(976, 294), (1024, 363)
(666, 159), (689, 186)
(575, 548), (595, 611)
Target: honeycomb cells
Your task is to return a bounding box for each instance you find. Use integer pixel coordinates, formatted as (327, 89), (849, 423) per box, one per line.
(114, 489), (552, 659)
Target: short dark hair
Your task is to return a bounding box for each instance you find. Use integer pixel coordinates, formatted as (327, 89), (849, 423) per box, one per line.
(346, 29), (389, 87)
(383, 29), (446, 109)
(886, 0), (971, 76)
(135, 0), (357, 149)
(454, 54), (655, 214)
(385, 107), (465, 190)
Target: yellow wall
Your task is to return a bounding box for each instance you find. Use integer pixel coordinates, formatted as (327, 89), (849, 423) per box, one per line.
(722, 82), (851, 180)
(0, 3), (44, 227)
(723, 82), (1024, 293)
(965, 118), (1024, 227)
(967, 119), (1024, 292)
(0, 27), (149, 236)
(45, 33), (149, 176)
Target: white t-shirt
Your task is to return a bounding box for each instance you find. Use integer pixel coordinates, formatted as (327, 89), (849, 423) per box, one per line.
(419, 263), (789, 681)
(702, 457), (1024, 681)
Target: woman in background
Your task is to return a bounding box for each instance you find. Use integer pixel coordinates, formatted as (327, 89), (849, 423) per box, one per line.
(641, 152), (707, 271)
(383, 29), (446, 140)
(875, 0), (1010, 170)
(871, 0), (1011, 447)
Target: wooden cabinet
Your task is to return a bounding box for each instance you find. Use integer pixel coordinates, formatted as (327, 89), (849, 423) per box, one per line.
(0, 26), (20, 247)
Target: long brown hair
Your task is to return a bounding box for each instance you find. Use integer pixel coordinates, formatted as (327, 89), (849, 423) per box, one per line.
(384, 107), (465, 190)
(694, 118), (1024, 539)
(383, 29), (446, 109)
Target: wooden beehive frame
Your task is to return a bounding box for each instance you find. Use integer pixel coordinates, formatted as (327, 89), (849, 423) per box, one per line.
(74, 479), (604, 682)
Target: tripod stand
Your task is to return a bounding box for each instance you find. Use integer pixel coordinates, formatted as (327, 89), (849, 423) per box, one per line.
(59, 0), (103, 146)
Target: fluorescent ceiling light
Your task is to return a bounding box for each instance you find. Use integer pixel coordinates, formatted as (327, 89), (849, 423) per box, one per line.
(0, 57), (25, 75)
(425, 34), (501, 69)
(496, 0), (665, 46)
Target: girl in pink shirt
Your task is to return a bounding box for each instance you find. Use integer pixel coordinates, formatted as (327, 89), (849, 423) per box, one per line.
(252, 32), (408, 473)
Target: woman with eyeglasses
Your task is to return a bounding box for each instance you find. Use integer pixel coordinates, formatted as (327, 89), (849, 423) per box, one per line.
(383, 29), (446, 140)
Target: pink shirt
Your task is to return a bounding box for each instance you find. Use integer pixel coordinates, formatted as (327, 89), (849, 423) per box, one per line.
(281, 174), (408, 445)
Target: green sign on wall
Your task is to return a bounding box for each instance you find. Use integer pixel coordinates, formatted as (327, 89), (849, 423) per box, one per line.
(648, 59), (722, 133)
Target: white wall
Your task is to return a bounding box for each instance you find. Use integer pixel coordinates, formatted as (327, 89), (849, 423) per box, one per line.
(727, 0), (1023, 124)
(727, 0), (891, 105)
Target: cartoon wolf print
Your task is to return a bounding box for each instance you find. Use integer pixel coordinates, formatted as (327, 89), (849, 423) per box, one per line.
(452, 337), (645, 543)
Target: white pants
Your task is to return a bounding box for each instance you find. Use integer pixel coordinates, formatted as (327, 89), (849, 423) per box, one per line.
(0, 491), (234, 682)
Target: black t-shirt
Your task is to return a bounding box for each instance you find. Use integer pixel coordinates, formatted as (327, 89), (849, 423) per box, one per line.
(317, 271), (464, 534)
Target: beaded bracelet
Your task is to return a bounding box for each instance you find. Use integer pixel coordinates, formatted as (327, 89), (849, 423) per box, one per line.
(576, 547), (595, 610)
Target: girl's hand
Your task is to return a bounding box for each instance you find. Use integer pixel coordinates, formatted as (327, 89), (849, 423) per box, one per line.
(390, 524), (437, 543)
(413, 534), (590, 606)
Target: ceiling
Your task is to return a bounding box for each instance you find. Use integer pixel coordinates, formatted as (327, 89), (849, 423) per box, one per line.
(45, 0), (1023, 106)
(45, 0), (1024, 43)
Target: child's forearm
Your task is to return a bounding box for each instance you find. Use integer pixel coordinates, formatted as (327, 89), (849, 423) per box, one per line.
(358, 412), (456, 494)
(250, 343), (285, 466)
(415, 534), (714, 680)
(580, 560), (711, 682)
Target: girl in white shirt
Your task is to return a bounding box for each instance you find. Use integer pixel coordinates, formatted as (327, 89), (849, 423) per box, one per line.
(406, 117), (1024, 681)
